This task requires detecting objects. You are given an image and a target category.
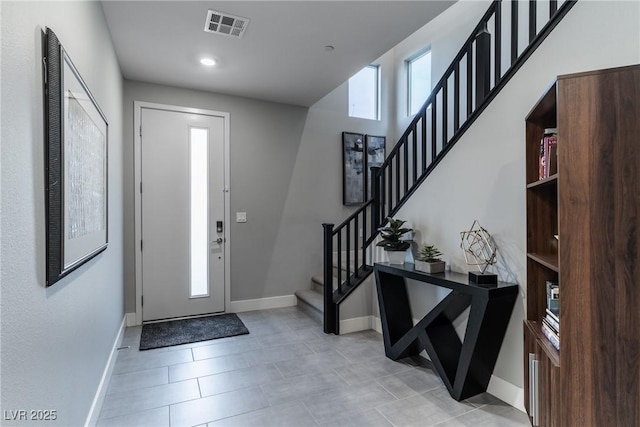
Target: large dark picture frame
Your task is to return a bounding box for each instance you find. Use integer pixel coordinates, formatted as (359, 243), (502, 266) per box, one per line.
(342, 132), (365, 205)
(365, 135), (386, 199)
(44, 28), (108, 287)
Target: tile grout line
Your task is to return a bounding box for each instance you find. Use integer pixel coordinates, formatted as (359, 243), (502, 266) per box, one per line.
(300, 399), (322, 426)
(430, 406), (482, 427)
(374, 376), (407, 401)
(99, 379), (202, 421)
(196, 377), (203, 398)
(373, 406), (396, 427)
(105, 369), (171, 396)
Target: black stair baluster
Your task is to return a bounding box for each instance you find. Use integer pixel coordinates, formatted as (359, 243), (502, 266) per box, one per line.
(550, 0), (557, 16)
(422, 108), (428, 172)
(395, 153), (400, 207)
(431, 99), (437, 161)
(371, 168), (378, 234)
(337, 230), (342, 293)
(363, 203), (369, 260)
(387, 161), (393, 218)
(403, 139), (409, 196)
(354, 215), (359, 276)
(511, 0), (518, 64)
(466, 44), (473, 117)
(346, 223), (351, 288)
(454, 62), (460, 132)
(371, 166), (382, 228)
(413, 126), (418, 185)
(382, 168), (386, 225)
(494, 2), (502, 85)
(529, 0), (537, 43)
(380, 168), (386, 220)
(443, 82), (448, 146)
(475, 22), (491, 109)
(322, 223), (335, 334)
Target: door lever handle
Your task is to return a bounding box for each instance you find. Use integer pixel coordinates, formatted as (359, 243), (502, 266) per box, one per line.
(215, 237), (223, 244)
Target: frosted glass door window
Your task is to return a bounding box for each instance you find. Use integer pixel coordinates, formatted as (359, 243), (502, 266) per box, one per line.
(190, 127), (209, 297)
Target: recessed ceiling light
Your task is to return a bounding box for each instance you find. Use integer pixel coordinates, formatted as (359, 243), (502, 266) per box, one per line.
(200, 57), (217, 67)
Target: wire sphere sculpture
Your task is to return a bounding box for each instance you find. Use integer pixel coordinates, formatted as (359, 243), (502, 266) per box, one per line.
(460, 220), (497, 273)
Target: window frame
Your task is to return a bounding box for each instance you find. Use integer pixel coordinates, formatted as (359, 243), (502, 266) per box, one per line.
(406, 48), (432, 116)
(348, 64), (380, 121)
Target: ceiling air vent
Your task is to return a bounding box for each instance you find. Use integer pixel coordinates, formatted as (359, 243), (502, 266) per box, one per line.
(204, 10), (250, 38)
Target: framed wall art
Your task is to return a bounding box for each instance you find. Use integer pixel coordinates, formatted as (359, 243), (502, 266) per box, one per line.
(342, 132), (365, 205)
(365, 134), (386, 199)
(44, 28), (108, 287)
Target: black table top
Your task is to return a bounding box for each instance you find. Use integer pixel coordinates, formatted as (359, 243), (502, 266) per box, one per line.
(374, 262), (519, 297)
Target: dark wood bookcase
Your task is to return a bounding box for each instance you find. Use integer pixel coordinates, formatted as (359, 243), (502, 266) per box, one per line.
(524, 64), (640, 427)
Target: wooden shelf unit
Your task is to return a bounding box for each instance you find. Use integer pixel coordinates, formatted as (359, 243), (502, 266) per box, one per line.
(524, 65), (640, 427)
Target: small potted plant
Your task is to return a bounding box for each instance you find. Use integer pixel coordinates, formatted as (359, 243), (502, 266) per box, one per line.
(415, 244), (445, 273)
(376, 217), (413, 264)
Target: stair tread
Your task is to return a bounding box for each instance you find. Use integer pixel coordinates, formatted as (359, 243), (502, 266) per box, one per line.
(311, 274), (340, 286)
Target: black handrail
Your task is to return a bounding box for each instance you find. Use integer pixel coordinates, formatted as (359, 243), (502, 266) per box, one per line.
(323, 0), (577, 334)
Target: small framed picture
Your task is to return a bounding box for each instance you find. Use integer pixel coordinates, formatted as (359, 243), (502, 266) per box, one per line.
(342, 132), (365, 205)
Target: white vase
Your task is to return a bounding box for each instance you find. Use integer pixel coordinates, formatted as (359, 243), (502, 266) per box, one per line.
(386, 250), (406, 265)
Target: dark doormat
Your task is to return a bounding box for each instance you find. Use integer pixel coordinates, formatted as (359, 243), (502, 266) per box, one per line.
(139, 313), (249, 350)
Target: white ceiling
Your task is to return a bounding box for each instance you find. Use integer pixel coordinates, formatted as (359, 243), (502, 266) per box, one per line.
(102, 1), (456, 107)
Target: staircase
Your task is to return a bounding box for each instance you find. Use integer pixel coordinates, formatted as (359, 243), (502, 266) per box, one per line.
(297, 0), (578, 334)
(296, 251), (372, 326)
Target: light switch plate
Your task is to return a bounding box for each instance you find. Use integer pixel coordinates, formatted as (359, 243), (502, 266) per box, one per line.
(236, 212), (247, 223)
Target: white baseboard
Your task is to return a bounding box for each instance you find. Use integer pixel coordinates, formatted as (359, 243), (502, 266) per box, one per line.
(228, 295), (297, 313)
(125, 312), (138, 327)
(371, 315), (382, 333)
(339, 316), (373, 334)
(84, 316), (126, 427)
(487, 375), (526, 412)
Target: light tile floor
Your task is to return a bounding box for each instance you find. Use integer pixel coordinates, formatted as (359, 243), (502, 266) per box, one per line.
(98, 307), (530, 427)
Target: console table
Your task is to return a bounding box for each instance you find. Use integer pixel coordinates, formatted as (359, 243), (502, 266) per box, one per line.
(374, 262), (518, 401)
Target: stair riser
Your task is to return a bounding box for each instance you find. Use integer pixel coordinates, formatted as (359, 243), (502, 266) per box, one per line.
(297, 298), (323, 325)
(312, 281), (323, 293)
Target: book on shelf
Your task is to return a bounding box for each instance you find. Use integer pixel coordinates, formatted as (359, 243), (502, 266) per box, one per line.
(538, 128), (558, 180)
(541, 320), (560, 351)
(546, 280), (559, 317)
(546, 308), (560, 325)
(544, 313), (560, 333)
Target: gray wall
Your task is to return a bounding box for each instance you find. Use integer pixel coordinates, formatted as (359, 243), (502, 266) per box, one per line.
(122, 82), (309, 308)
(385, 0), (640, 407)
(123, 48), (396, 312)
(1, 1), (124, 425)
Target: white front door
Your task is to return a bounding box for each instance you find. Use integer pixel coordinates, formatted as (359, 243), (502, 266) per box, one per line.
(141, 107), (226, 321)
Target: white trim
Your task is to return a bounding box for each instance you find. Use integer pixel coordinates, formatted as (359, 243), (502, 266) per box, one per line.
(371, 315), (383, 334)
(84, 316), (126, 427)
(228, 295), (297, 313)
(487, 375), (526, 413)
(339, 316), (373, 334)
(133, 101), (231, 324)
(125, 312), (138, 327)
